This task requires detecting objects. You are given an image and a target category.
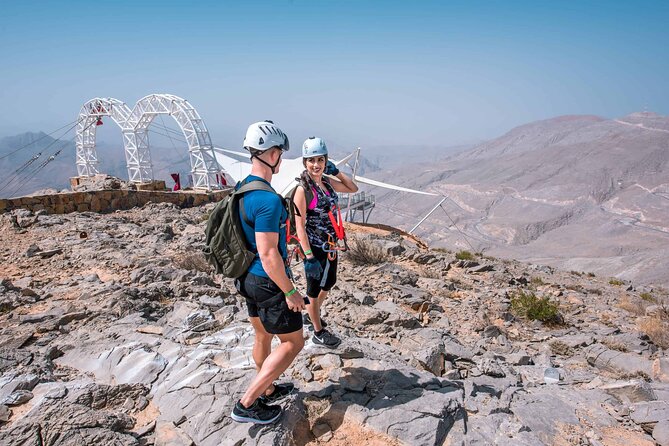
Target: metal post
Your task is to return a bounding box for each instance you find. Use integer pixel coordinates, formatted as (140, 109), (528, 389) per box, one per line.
(409, 197), (447, 234)
(346, 147), (361, 222)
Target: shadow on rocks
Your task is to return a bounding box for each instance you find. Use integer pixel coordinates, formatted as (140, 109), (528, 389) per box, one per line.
(291, 366), (465, 446)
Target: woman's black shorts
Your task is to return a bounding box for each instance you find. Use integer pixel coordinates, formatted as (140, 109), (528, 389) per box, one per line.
(235, 272), (303, 335)
(306, 245), (338, 298)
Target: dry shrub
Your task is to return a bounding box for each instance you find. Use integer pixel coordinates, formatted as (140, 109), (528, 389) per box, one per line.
(510, 290), (562, 324)
(549, 340), (572, 356)
(609, 278), (625, 286)
(530, 277), (546, 286)
(455, 250), (475, 261)
(172, 252), (214, 273)
(346, 238), (388, 266)
(617, 295), (646, 316)
(420, 266), (443, 279)
(640, 292), (656, 302)
(639, 317), (669, 349)
(602, 339), (629, 352)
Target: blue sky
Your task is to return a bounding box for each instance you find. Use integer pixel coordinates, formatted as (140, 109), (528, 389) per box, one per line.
(1, 0), (668, 151)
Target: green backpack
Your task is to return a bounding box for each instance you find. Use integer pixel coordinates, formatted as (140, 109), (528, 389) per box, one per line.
(203, 180), (278, 278)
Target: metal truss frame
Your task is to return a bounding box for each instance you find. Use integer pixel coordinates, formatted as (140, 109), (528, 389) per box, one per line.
(75, 94), (222, 190)
(75, 98), (132, 177)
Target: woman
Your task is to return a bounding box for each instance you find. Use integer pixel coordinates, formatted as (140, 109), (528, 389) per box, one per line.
(293, 136), (358, 348)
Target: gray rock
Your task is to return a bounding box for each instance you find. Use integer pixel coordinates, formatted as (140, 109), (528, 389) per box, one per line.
(443, 336), (475, 362)
(155, 421), (194, 446)
(358, 386), (464, 446)
(376, 240), (405, 256)
(317, 353), (343, 369)
(505, 352), (533, 366)
(0, 404), (10, 422)
(350, 306), (388, 326)
(312, 422), (332, 440)
(2, 390), (33, 406)
(183, 310), (216, 332)
(653, 420), (669, 446)
(373, 300), (398, 313)
(511, 388), (615, 444)
(340, 374), (366, 392)
(585, 343), (654, 377)
(24, 244), (42, 257)
(198, 295), (224, 308)
(412, 343), (445, 376)
(601, 380), (656, 404)
(653, 357), (669, 383)
(630, 401), (669, 425)
(554, 333), (595, 349)
(0, 373), (39, 401)
(470, 264), (495, 273)
(483, 325), (502, 338)
(393, 285), (431, 310)
(45, 387), (68, 399)
(476, 357), (506, 378)
(352, 291), (375, 305)
(517, 365), (549, 386)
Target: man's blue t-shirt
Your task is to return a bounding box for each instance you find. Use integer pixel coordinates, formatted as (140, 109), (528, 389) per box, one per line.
(237, 175), (289, 278)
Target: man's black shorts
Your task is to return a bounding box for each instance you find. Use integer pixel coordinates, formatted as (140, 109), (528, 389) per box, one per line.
(235, 272), (303, 335)
(306, 245), (338, 298)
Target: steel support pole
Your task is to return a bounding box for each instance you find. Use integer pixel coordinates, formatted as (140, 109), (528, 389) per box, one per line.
(409, 197), (447, 234)
(346, 147), (361, 222)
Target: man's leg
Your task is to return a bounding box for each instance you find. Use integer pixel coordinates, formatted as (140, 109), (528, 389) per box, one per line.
(249, 317), (277, 396)
(239, 329), (304, 408)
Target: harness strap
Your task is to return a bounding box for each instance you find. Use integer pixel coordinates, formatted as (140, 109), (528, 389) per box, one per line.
(327, 205), (346, 241)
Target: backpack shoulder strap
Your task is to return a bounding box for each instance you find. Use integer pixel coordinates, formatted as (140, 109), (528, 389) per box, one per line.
(297, 177), (315, 207)
(322, 177), (336, 197)
(237, 179), (281, 228)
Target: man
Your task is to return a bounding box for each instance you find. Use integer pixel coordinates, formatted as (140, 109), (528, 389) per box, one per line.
(231, 121), (306, 424)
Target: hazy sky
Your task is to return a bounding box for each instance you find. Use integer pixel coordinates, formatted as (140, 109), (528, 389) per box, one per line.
(1, 0), (668, 151)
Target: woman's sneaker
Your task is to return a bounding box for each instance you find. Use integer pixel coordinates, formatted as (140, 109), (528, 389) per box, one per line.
(259, 382), (295, 404)
(312, 329), (341, 348)
(231, 399), (282, 424)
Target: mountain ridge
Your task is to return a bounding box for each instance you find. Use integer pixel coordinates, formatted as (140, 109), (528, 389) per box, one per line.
(370, 112), (669, 287)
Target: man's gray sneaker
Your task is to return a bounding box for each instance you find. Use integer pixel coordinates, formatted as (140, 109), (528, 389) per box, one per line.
(312, 329), (341, 348)
(259, 382), (295, 404)
(231, 399), (281, 424)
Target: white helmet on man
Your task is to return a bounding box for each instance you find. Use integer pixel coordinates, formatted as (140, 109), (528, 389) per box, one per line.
(302, 136), (328, 158)
(243, 120), (290, 153)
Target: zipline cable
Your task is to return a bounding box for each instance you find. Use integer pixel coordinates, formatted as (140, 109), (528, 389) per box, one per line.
(2, 119), (96, 197)
(0, 119), (85, 195)
(0, 117), (83, 161)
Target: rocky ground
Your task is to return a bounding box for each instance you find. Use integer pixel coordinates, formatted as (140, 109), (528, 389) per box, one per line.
(1, 203), (669, 445)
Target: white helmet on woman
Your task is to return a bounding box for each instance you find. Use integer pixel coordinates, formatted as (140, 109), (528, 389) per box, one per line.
(302, 136), (328, 158)
(243, 120), (290, 153)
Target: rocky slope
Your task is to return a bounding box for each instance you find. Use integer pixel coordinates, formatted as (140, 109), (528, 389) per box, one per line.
(370, 112), (669, 288)
(1, 204), (669, 445)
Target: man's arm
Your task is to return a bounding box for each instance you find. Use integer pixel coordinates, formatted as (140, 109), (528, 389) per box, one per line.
(256, 232), (305, 311)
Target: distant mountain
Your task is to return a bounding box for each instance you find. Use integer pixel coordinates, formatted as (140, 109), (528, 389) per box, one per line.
(0, 132), (191, 198)
(369, 112), (669, 287)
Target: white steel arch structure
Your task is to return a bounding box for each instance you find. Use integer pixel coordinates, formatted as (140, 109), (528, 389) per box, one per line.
(75, 94), (223, 190)
(75, 98), (132, 177)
